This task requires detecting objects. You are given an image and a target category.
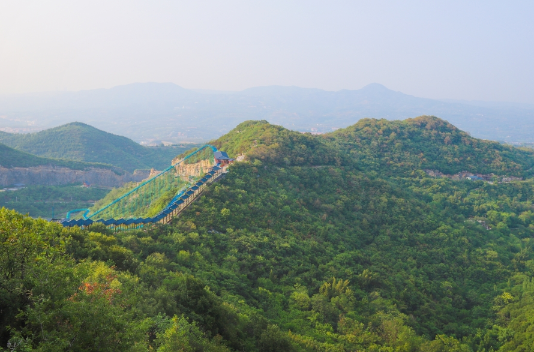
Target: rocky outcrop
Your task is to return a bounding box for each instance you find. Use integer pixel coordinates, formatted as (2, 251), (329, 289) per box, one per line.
(0, 166), (151, 187)
(173, 159), (214, 178)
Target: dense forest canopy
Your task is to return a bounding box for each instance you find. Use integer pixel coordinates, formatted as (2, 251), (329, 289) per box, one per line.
(3, 117), (534, 351)
(327, 116), (534, 176)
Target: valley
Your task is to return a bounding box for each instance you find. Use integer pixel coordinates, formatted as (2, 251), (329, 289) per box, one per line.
(0, 184), (109, 219)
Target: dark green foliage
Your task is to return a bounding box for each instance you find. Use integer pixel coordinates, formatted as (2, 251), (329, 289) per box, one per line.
(67, 225), (139, 272)
(145, 188), (180, 217)
(0, 122), (198, 172)
(159, 161), (532, 344)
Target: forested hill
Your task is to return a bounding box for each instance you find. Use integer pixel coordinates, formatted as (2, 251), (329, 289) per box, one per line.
(212, 120), (345, 167)
(214, 117), (534, 176)
(0, 122), (192, 172)
(4, 119), (534, 351)
(327, 115), (534, 176)
(0, 142), (115, 171)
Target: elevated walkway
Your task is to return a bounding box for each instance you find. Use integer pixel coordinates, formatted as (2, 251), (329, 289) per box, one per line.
(60, 144), (229, 231)
(61, 165), (224, 231)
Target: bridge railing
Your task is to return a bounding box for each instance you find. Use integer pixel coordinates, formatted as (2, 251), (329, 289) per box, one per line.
(61, 165), (224, 230)
(61, 144), (223, 229)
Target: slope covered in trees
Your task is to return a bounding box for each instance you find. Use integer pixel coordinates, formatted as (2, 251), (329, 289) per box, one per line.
(327, 115), (534, 176)
(3, 118), (534, 351)
(0, 123), (194, 172)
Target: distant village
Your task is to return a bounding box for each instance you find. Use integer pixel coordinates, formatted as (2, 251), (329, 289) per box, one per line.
(0, 183), (25, 192)
(424, 169), (523, 183)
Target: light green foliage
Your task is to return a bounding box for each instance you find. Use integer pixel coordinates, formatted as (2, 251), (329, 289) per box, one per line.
(145, 189), (180, 217)
(213, 120), (343, 167)
(0, 208), (76, 346)
(15, 263), (150, 352)
(90, 182), (139, 211)
(156, 315), (231, 352)
(84, 144), (214, 220)
(87, 179), (186, 220)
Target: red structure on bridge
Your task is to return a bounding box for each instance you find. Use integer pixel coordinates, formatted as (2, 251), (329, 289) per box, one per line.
(214, 151), (234, 166)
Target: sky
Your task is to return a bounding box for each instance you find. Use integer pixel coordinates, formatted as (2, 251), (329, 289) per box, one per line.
(0, 1), (533, 103)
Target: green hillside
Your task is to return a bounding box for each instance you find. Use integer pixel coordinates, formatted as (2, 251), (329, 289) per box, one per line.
(327, 115), (534, 176)
(0, 123), (196, 172)
(213, 119), (344, 166)
(3, 118), (534, 351)
(0, 142), (116, 171)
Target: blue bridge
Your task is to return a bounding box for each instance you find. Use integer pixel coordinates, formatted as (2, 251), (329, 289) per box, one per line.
(61, 144), (226, 231)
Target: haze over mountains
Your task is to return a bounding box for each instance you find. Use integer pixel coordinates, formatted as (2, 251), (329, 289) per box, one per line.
(1, 82), (533, 144)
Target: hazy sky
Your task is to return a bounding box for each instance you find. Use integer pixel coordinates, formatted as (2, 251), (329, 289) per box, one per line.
(1, 1), (533, 103)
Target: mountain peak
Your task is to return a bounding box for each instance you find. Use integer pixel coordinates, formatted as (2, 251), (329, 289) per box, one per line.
(360, 83), (392, 92)
(0, 122), (186, 172)
(108, 82), (188, 92)
(63, 122), (91, 128)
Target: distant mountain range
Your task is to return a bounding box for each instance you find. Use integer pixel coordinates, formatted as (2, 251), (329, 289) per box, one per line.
(0, 122), (195, 172)
(1, 82), (533, 143)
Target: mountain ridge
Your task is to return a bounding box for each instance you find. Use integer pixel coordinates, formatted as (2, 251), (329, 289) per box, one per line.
(0, 122), (194, 172)
(326, 115), (534, 176)
(211, 116), (534, 177)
